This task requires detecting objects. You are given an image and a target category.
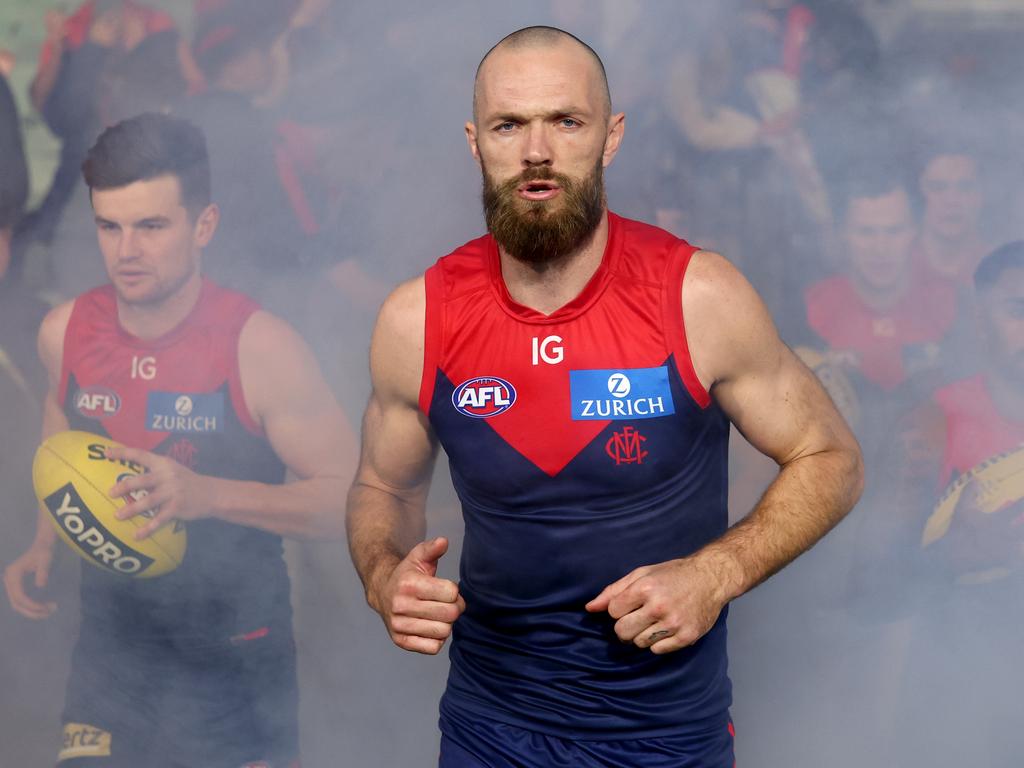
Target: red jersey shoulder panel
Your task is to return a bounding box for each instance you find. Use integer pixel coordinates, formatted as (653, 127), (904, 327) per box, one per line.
(60, 283), (116, 405)
(420, 235), (493, 414)
(607, 215), (707, 406)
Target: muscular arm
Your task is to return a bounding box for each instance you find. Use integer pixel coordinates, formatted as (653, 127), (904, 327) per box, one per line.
(589, 252), (863, 652)
(346, 278), (463, 654)
(688, 252), (864, 600)
(111, 311), (357, 540)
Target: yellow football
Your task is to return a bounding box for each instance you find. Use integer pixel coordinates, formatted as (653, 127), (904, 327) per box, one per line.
(33, 430), (186, 578)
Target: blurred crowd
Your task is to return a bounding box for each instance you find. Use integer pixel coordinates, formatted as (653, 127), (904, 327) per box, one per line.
(2, 0), (1023, 765)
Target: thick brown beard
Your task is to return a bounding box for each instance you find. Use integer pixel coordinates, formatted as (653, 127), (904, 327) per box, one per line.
(481, 160), (605, 265)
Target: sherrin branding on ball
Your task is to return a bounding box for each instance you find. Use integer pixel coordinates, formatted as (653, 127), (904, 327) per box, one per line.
(33, 430), (186, 578)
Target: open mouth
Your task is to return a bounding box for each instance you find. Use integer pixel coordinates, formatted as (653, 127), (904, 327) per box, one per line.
(518, 180), (561, 201)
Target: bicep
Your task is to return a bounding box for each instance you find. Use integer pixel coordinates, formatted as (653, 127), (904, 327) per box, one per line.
(355, 389), (437, 499)
(38, 301), (72, 440)
(685, 252), (855, 466)
(355, 278), (437, 498)
(716, 341), (850, 466)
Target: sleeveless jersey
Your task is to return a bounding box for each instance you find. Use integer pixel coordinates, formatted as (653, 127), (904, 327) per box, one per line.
(60, 278), (290, 647)
(933, 374), (1024, 488)
(423, 213), (732, 740)
(805, 274), (956, 391)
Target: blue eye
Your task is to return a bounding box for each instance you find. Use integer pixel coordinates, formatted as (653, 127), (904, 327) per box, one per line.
(496, 122), (516, 132)
(560, 118), (579, 128)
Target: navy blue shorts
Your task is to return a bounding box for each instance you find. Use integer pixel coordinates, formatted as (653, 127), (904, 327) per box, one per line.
(439, 710), (735, 768)
(58, 622), (299, 767)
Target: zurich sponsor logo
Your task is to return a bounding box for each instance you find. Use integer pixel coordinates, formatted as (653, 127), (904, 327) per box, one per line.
(74, 386), (121, 419)
(147, 391), (224, 433)
(452, 376), (517, 418)
(570, 367), (675, 420)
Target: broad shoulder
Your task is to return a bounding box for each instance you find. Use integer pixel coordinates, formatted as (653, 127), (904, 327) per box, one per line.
(375, 275), (426, 344)
(236, 309), (334, 425)
(238, 309), (311, 361)
(370, 276), (426, 406)
(682, 250), (781, 388)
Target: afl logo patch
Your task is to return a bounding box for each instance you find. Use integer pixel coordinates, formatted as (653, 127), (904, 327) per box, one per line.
(452, 376), (517, 418)
(74, 387), (121, 419)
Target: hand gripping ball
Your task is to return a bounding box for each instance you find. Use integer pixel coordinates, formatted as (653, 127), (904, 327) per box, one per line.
(33, 430), (186, 577)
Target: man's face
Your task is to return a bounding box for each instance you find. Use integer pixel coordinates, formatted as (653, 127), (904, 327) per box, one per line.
(920, 154), (982, 242)
(92, 174), (215, 307)
(843, 187), (916, 294)
(980, 267), (1024, 384)
(466, 40), (624, 264)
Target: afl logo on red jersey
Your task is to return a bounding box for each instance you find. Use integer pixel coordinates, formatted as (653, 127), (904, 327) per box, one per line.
(74, 387), (121, 419)
(452, 376), (517, 418)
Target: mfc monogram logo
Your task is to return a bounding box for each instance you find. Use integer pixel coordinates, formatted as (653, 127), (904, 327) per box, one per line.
(605, 426), (648, 465)
(167, 438), (198, 469)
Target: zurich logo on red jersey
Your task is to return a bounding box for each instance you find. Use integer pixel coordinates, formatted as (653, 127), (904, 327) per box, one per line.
(452, 376), (517, 418)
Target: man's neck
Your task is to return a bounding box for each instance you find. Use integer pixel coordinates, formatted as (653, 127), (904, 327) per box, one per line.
(921, 228), (981, 281)
(497, 211), (609, 316)
(116, 273), (203, 341)
(850, 271), (909, 314)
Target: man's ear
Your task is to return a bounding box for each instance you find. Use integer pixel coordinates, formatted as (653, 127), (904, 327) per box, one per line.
(193, 203), (220, 247)
(465, 121), (482, 167)
(602, 112), (626, 169)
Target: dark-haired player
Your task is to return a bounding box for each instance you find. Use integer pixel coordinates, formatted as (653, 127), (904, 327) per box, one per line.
(3, 113), (355, 767)
(346, 27), (863, 767)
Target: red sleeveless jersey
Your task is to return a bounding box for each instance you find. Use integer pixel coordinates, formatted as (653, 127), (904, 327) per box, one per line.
(805, 274), (956, 390)
(61, 278), (290, 645)
(933, 374), (1024, 487)
(423, 213), (733, 742)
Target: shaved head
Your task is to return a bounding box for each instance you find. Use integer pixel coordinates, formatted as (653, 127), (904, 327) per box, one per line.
(473, 26), (611, 123)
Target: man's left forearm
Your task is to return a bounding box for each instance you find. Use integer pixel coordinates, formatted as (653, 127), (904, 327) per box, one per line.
(697, 445), (864, 603)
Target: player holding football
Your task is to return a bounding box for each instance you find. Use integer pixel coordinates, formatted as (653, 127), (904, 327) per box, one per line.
(3, 113), (354, 767)
(346, 26), (863, 766)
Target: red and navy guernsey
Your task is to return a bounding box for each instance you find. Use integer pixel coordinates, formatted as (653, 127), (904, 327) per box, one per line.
(424, 213), (732, 741)
(60, 278), (290, 648)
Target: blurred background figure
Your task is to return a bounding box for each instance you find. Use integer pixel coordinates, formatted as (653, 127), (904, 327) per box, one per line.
(0, 67), (28, 283)
(0, 56), (69, 768)
(913, 142), (988, 286)
(804, 168), (957, 399)
(180, 0), (303, 293)
(866, 242), (1024, 767)
(21, 0), (175, 246)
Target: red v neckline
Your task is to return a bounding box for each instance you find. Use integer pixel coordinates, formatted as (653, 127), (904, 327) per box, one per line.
(486, 212), (622, 325)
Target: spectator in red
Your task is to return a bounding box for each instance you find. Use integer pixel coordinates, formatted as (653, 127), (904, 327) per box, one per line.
(805, 169), (957, 393)
(22, 0), (175, 245)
